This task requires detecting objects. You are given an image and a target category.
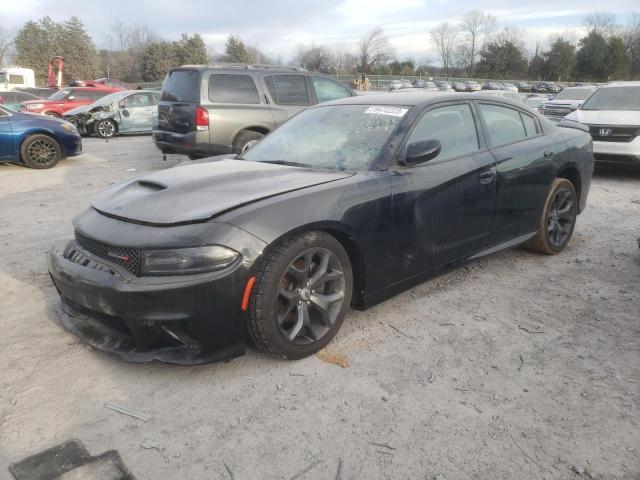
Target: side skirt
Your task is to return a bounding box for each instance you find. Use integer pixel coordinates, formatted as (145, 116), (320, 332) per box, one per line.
(359, 231), (537, 310)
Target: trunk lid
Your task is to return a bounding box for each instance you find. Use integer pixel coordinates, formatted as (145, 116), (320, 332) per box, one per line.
(92, 158), (354, 225)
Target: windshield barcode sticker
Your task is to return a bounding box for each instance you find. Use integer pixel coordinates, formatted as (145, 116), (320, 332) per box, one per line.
(365, 106), (408, 117)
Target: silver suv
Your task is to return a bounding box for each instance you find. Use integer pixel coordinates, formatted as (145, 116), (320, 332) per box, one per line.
(153, 65), (355, 158)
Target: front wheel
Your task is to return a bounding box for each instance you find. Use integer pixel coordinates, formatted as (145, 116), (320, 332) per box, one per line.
(247, 231), (353, 360)
(526, 178), (577, 255)
(94, 119), (117, 138)
(20, 134), (62, 169)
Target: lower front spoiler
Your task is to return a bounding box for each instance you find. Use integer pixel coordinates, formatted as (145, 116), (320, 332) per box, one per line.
(56, 297), (244, 365)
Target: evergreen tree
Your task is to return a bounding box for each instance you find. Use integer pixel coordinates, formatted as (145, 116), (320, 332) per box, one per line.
(224, 35), (250, 63)
(607, 36), (630, 80)
(142, 41), (177, 82)
(476, 41), (527, 79)
(543, 38), (575, 81)
(175, 33), (207, 65)
(575, 31), (609, 81)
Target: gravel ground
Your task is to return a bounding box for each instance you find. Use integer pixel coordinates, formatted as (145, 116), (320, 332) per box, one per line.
(1, 136), (639, 480)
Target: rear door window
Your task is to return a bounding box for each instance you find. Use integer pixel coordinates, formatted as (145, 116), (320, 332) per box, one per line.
(161, 69), (200, 103)
(478, 104), (527, 146)
(521, 113), (539, 137)
(264, 75), (310, 105)
(208, 74), (260, 104)
(311, 76), (351, 103)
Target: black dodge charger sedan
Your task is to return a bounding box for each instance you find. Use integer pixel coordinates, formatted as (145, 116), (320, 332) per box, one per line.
(48, 93), (594, 364)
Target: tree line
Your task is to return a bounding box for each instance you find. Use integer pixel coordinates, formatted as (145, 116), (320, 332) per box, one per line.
(1, 11), (639, 85)
(431, 11), (640, 81)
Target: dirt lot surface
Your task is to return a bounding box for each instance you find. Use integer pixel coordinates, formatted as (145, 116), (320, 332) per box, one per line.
(1, 136), (639, 480)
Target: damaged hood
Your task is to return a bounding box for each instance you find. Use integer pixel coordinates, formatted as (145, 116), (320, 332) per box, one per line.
(65, 104), (94, 116)
(92, 158), (354, 225)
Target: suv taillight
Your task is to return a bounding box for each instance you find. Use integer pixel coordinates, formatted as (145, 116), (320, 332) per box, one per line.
(195, 106), (209, 131)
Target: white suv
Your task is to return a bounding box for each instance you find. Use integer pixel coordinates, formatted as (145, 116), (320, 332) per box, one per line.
(564, 81), (640, 165)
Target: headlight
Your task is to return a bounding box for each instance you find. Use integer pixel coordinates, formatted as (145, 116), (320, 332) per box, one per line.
(61, 122), (77, 133)
(140, 245), (239, 276)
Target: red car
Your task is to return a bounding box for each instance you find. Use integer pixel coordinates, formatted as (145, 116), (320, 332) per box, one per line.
(19, 87), (121, 117)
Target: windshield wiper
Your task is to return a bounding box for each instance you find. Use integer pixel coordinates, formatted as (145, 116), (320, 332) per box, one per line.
(258, 160), (313, 168)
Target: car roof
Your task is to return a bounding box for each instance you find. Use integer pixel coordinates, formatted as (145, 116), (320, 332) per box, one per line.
(171, 64), (305, 74)
(320, 92), (527, 109)
(603, 81), (640, 88)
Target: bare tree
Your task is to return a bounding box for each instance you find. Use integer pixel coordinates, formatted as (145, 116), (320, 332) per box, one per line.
(295, 43), (333, 73)
(430, 22), (458, 76)
(0, 26), (13, 65)
(480, 14), (498, 54)
(459, 10), (486, 75)
(497, 25), (526, 49)
(583, 11), (618, 37)
(357, 28), (393, 74)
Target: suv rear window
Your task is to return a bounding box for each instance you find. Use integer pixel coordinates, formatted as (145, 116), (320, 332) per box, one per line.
(161, 69), (200, 103)
(265, 75), (310, 105)
(208, 74), (260, 104)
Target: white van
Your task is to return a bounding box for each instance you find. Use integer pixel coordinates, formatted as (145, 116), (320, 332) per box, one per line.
(0, 67), (36, 91)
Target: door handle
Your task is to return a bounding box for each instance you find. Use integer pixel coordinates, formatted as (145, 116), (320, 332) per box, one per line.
(544, 151), (554, 159)
(479, 172), (494, 184)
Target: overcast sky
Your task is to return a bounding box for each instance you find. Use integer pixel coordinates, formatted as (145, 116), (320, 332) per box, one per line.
(4, 0), (639, 62)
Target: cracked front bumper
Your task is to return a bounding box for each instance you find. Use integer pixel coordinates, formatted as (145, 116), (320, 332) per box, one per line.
(47, 240), (254, 365)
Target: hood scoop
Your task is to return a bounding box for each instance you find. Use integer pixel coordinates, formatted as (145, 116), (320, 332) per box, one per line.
(92, 159), (353, 225)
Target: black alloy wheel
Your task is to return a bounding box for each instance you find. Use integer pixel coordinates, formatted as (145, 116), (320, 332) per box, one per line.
(547, 187), (575, 248)
(247, 231), (353, 359)
(527, 178), (577, 254)
(276, 247), (346, 345)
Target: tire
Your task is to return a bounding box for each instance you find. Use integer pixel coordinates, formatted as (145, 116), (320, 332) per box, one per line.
(233, 130), (264, 155)
(247, 231), (353, 360)
(526, 178), (577, 255)
(20, 134), (62, 169)
(94, 119), (117, 138)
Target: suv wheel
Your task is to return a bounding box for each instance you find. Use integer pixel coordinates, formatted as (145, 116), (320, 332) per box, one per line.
(233, 130), (264, 155)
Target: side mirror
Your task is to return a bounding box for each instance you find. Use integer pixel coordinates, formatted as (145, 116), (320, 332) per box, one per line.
(403, 139), (442, 165)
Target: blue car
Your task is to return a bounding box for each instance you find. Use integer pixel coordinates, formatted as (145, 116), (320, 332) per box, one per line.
(0, 105), (82, 168)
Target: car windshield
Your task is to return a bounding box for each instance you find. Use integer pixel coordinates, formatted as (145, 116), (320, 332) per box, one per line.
(581, 87), (640, 111)
(554, 88), (594, 100)
(242, 104), (408, 171)
(48, 89), (73, 101)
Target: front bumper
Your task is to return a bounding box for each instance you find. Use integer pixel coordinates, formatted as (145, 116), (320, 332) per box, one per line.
(48, 239), (251, 365)
(593, 138), (640, 165)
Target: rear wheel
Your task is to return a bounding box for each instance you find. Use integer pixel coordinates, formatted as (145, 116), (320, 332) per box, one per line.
(233, 130), (264, 155)
(526, 178), (577, 255)
(20, 134), (62, 169)
(247, 231), (353, 360)
(94, 119), (117, 138)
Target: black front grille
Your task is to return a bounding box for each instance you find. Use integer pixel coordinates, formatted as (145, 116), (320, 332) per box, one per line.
(75, 231), (141, 275)
(588, 125), (640, 143)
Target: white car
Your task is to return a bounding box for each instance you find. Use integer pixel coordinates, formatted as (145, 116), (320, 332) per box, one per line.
(501, 83), (519, 93)
(539, 86), (598, 122)
(564, 82), (640, 165)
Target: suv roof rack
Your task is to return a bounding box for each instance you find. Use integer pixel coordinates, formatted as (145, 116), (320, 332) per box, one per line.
(177, 64), (305, 72)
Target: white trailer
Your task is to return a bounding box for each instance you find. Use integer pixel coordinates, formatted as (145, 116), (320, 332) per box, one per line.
(0, 67), (36, 91)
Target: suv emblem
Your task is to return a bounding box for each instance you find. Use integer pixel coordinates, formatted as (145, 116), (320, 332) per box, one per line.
(599, 128), (612, 136)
